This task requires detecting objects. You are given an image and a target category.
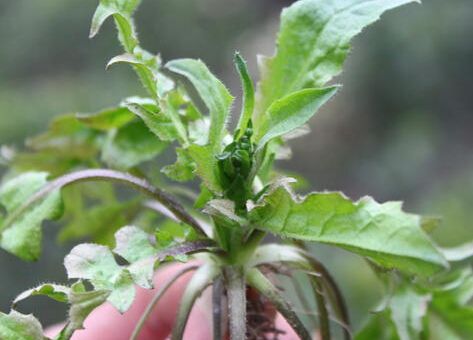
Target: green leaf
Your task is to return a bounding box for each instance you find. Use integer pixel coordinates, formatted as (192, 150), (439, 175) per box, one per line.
(166, 59), (234, 151)
(355, 313), (398, 340)
(114, 226), (157, 288)
(234, 52), (255, 136)
(76, 107), (134, 131)
(188, 118), (210, 146)
(187, 144), (222, 194)
(90, 0), (141, 52)
(64, 243), (135, 313)
(58, 199), (140, 246)
(158, 96), (189, 145)
(255, 87), (338, 150)
(13, 284), (70, 306)
(102, 120), (168, 170)
(125, 102), (179, 142)
(0, 172), (63, 261)
(162, 148), (196, 182)
(106, 51), (162, 97)
(15, 114), (101, 176)
(0, 311), (44, 340)
(56, 282), (110, 340)
(250, 185), (448, 275)
(255, 0), (418, 119)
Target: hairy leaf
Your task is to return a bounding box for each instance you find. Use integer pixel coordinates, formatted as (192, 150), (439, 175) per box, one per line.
(162, 148), (196, 182)
(114, 226), (156, 288)
(13, 284), (70, 306)
(255, 0), (418, 119)
(106, 51), (162, 97)
(166, 59), (234, 151)
(255, 87), (337, 149)
(250, 186), (448, 275)
(56, 282), (110, 340)
(76, 107), (134, 131)
(64, 243), (135, 313)
(125, 102), (179, 142)
(90, 0), (141, 51)
(234, 52), (255, 136)
(187, 144), (222, 194)
(101, 120), (168, 170)
(0, 311), (44, 340)
(0, 172), (63, 261)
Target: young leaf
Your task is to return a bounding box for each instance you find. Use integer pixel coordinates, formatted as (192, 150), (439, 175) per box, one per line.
(56, 282), (110, 340)
(250, 186), (448, 275)
(90, 0), (141, 51)
(255, 0), (418, 119)
(234, 52), (255, 136)
(13, 284), (70, 306)
(187, 144), (222, 194)
(0, 310), (45, 340)
(114, 226), (157, 288)
(255, 87), (338, 150)
(101, 120), (168, 170)
(0, 172), (63, 261)
(162, 148), (196, 182)
(106, 51), (160, 97)
(125, 102), (179, 142)
(64, 243), (135, 313)
(166, 59), (234, 151)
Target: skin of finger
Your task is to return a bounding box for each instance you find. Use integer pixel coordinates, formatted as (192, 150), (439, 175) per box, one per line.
(45, 262), (203, 340)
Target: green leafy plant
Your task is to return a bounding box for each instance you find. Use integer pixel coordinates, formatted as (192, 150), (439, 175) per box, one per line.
(1, 0), (472, 339)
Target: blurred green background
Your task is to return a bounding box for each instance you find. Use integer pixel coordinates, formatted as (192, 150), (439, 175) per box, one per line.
(1, 0), (472, 333)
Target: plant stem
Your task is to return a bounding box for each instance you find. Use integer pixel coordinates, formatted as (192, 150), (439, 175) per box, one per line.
(311, 277), (331, 340)
(225, 266), (246, 340)
(3, 169), (207, 236)
(297, 243), (351, 339)
(212, 276), (224, 340)
(246, 268), (311, 340)
(306, 259), (351, 339)
(292, 276), (318, 331)
(131, 265), (198, 340)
